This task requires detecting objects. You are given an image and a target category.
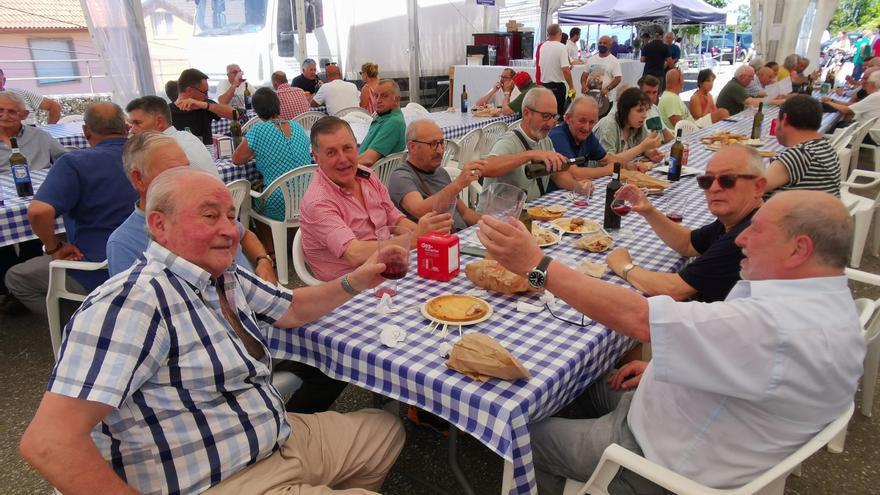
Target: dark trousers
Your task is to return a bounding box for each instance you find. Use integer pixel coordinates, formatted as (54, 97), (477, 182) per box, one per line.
(0, 239), (42, 294)
(273, 360), (349, 414)
(543, 82), (568, 117)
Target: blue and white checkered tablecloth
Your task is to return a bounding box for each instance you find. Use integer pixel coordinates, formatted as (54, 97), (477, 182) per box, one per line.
(271, 173), (717, 494)
(41, 122), (89, 149)
(0, 169), (64, 247)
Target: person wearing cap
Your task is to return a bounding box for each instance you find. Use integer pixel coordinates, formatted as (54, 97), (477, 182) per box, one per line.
(475, 68), (521, 112)
(507, 72), (537, 115)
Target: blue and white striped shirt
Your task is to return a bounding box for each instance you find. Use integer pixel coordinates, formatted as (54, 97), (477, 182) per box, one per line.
(49, 242), (298, 495)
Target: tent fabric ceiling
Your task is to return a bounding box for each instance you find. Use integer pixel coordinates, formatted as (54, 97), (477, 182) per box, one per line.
(558, 0), (726, 25)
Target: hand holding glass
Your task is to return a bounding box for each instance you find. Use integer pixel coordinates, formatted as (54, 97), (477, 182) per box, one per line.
(483, 182), (527, 223)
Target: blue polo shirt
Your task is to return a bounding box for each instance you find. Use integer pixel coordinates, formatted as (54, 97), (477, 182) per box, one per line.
(547, 123), (607, 193)
(35, 137), (137, 290)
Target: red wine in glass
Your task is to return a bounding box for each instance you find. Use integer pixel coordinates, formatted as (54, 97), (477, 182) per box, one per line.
(381, 260), (409, 280)
(612, 204), (632, 216)
(666, 212), (683, 223)
(374, 287), (397, 298)
(573, 199), (588, 206)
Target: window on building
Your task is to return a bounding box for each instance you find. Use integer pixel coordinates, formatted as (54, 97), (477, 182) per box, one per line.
(28, 39), (79, 85)
(152, 12), (175, 38)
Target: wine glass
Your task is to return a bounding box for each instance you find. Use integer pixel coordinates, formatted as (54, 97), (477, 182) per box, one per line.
(374, 225), (412, 298)
(665, 195), (689, 224)
(571, 181), (593, 207)
(433, 195), (458, 216)
(482, 182), (527, 223)
(609, 198), (634, 239)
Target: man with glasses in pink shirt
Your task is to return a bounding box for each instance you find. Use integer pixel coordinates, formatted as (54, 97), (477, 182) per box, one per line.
(299, 117), (453, 281)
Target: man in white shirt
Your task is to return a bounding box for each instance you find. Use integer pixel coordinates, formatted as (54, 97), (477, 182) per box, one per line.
(125, 95), (219, 178)
(477, 189), (864, 494)
(567, 27), (584, 64)
(310, 64), (359, 116)
(216, 64), (252, 111)
(539, 23), (575, 117)
(474, 68), (521, 110)
(582, 35), (622, 102)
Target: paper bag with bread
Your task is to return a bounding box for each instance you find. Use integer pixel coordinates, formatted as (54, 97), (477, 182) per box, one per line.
(446, 333), (530, 382)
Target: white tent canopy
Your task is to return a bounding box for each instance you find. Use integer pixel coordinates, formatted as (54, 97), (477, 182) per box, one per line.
(750, 0), (838, 70)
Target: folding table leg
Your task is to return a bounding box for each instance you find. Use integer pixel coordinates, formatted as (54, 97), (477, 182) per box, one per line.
(448, 426), (478, 495)
(500, 460), (515, 495)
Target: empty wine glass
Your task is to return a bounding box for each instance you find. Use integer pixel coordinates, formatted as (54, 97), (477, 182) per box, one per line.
(482, 182), (527, 223)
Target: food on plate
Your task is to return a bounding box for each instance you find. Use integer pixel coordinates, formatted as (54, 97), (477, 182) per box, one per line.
(574, 232), (614, 253)
(426, 295), (490, 322)
(465, 259), (540, 294)
(532, 228), (558, 246)
(577, 260), (608, 278)
(701, 132), (750, 148)
(620, 169), (671, 191)
(552, 216), (600, 233)
(758, 149), (777, 158)
(472, 106), (502, 117)
(527, 205), (567, 221)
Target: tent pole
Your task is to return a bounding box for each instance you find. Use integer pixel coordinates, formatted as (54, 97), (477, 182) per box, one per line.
(699, 24), (703, 69)
(407, 0), (421, 103)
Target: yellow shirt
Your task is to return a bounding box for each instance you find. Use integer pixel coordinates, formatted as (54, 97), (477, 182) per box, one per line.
(777, 66), (789, 81)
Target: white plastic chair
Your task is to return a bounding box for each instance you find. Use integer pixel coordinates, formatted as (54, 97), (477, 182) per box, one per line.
(46, 259), (108, 361)
(241, 116), (263, 134)
(292, 228), (322, 286)
(57, 114), (84, 124)
(844, 267), (880, 418)
(226, 179), (251, 224)
(478, 121), (509, 158)
(562, 402), (854, 495)
(249, 164), (318, 285)
(335, 106), (374, 122)
(844, 118), (878, 177)
(859, 126), (880, 172)
(674, 119), (701, 138)
(827, 123), (858, 152)
(454, 127), (482, 168)
(508, 118), (523, 130)
(293, 111), (326, 132)
(840, 169), (880, 267)
(404, 102), (429, 115)
(441, 139), (460, 170)
(371, 151), (407, 186)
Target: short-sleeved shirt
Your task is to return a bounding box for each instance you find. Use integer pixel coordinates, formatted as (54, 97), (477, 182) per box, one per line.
(548, 123), (606, 193)
(483, 123), (555, 201)
(716, 79), (750, 115)
(161, 126), (219, 178)
(853, 37), (872, 63)
(276, 84), (311, 120)
(593, 113), (650, 155)
(771, 138), (840, 197)
(292, 74), (321, 94)
(508, 83), (536, 114)
(170, 99), (223, 144)
(0, 124), (66, 173)
(49, 241), (297, 495)
(667, 43), (681, 62)
(586, 55), (623, 100)
(658, 90), (693, 129)
(34, 137), (137, 290)
(311, 79), (360, 116)
(538, 41), (570, 84)
(299, 166), (406, 281)
(641, 39), (669, 78)
(246, 120), (313, 221)
(486, 85), (521, 108)
(359, 108), (406, 158)
(387, 162), (468, 231)
(850, 90), (880, 123)
(215, 79), (252, 110)
(679, 209), (756, 302)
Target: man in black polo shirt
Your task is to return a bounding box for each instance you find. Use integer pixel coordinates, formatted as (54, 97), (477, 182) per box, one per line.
(291, 58), (322, 95)
(606, 145), (766, 302)
(640, 28), (670, 93)
(170, 68), (235, 145)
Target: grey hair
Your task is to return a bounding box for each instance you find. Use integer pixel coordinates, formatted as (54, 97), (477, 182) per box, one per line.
(522, 86), (554, 112)
(122, 131), (179, 177)
(146, 167), (219, 217)
(748, 58), (764, 70)
(777, 195), (853, 268)
(405, 118), (438, 142)
(84, 102), (127, 135)
(734, 65), (754, 79)
(226, 63), (240, 73)
(783, 54), (800, 70)
(565, 96), (598, 117)
(867, 70), (880, 86)
(0, 91), (26, 112)
(302, 58), (316, 68)
(378, 79), (400, 97)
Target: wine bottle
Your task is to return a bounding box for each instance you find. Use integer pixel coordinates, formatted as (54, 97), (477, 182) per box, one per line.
(603, 163), (622, 230)
(9, 138), (33, 197)
(523, 156), (586, 180)
(243, 83), (253, 111)
(230, 109), (243, 148)
(751, 102), (764, 140)
(461, 84), (468, 113)
(668, 129), (684, 182)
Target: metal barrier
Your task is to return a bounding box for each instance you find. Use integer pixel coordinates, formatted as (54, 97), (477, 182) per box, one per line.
(0, 58), (107, 94)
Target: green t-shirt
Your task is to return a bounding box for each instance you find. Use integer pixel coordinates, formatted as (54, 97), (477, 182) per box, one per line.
(658, 91), (693, 129)
(508, 83), (536, 114)
(854, 37), (872, 64)
(716, 79), (749, 116)
(359, 108), (406, 157)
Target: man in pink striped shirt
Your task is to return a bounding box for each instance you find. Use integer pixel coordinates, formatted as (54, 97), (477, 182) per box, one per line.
(299, 117), (453, 281)
(271, 71), (311, 120)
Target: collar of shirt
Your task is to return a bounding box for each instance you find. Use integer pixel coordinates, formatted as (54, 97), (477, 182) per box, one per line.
(145, 241), (235, 294)
(726, 275), (849, 301)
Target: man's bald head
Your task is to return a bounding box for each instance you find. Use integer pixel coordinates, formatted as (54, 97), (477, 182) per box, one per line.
(757, 67), (775, 87)
(84, 102), (127, 138)
(325, 64), (341, 81)
(772, 191), (853, 269)
(665, 68), (683, 92)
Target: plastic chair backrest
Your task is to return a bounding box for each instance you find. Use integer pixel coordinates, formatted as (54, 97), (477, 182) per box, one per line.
(404, 102), (429, 114)
(259, 164), (318, 222)
(830, 123), (858, 152)
(456, 127), (483, 165)
(335, 106), (373, 118)
(508, 119), (523, 130)
(441, 139), (460, 169)
(226, 179), (251, 220)
(292, 228), (322, 286)
(848, 117), (879, 169)
(241, 116), (263, 134)
(479, 121), (510, 157)
(674, 119), (701, 137)
(372, 152), (407, 186)
(293, 111), (326, 132)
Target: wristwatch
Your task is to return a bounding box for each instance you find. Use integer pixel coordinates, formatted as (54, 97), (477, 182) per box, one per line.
(254, 255), (275, 268)
(526, 255), (554, 290)
(621, 263), (637, 281)
(43, 241), (64, 255)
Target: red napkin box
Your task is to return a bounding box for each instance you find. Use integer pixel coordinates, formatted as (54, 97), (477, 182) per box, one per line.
(417, 232), (460, 282)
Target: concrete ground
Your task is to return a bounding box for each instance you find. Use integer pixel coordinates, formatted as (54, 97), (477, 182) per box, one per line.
(2, 63), (879, 494)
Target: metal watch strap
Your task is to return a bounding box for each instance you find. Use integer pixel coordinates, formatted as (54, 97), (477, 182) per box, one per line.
(340, 274), (360, 296)
(254, 255), (274, 268)
(622, 263), (637, 281)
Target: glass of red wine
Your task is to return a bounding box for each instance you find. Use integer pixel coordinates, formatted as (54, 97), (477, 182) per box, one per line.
(571, 180), (593, 207)
(666, 195), (689, 224)
(610, 198), (634, 239)
(374, 225), (412, 298)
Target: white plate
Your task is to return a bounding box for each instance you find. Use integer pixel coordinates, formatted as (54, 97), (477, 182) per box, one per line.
(551, 217), (601, 234)
(653, 165), (701, 177)
(420, 294), (494, 326)
(533, 230), (561, 247)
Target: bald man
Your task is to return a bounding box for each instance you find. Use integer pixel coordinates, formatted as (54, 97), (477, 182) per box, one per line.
(310, 64), (359, 116)
(658, 68), (729, 129)
(756, 66), (787, 103)
(716, 65), (764, 115)
(216, 63), (251, 110)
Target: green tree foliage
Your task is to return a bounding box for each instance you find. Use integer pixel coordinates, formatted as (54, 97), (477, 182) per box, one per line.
(829, 0), (878, 32)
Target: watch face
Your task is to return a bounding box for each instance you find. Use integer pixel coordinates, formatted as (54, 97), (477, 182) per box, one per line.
(528, 270), (546, 289)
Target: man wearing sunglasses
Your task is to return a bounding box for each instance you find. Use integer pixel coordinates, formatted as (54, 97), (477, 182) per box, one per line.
(170, 68), (235, 145)
(482, 87), (571, 201)
(606, 145), (766, 303)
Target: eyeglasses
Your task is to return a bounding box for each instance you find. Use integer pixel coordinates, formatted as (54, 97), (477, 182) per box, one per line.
(0, 108), (20, 117)
(189, 85), (208, 96)
(412, 139), (445, 150)
(526, 107), (557, 122)
(695, 174), (759, 190)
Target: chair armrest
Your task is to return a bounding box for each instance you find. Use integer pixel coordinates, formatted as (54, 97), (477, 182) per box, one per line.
(49, 259), (108, 271)
(843, 170), (880, 190)
(585, 444), (718, 495)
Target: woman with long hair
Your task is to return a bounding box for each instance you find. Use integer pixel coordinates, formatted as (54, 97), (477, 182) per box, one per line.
(593, 87), (663, 162)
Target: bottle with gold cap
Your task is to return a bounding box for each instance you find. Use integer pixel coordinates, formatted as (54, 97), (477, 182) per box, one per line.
(10, 137), (33, 197)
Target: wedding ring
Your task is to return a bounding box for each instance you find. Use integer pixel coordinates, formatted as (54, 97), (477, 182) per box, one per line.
(471, 170), (478, 176)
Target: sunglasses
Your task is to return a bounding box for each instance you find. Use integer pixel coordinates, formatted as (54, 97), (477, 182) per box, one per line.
(696, 174), (759, 190)
(526, 106), (557, 122)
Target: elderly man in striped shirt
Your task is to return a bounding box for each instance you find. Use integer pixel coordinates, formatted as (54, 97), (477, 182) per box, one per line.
(20, 167), (405, 494)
